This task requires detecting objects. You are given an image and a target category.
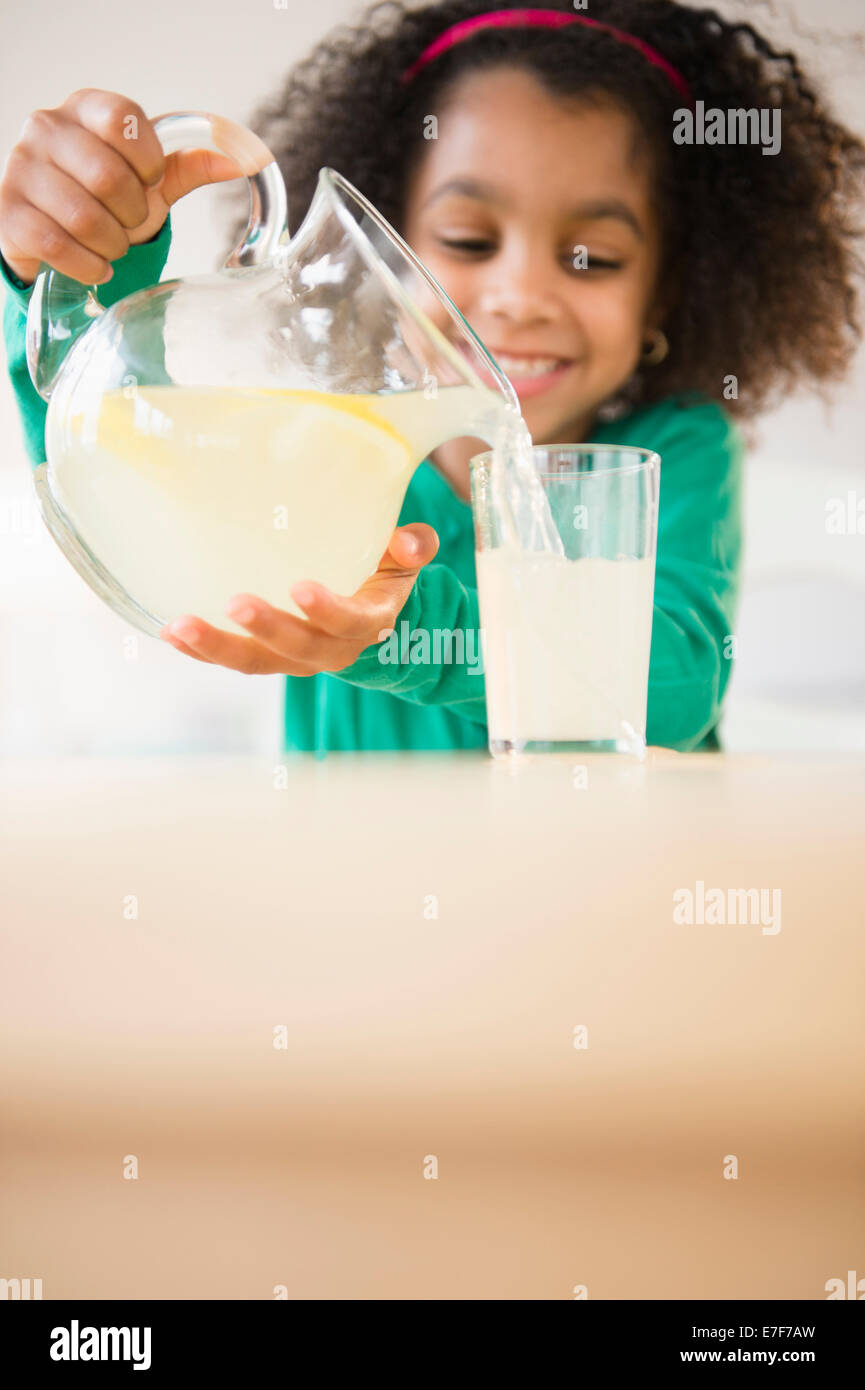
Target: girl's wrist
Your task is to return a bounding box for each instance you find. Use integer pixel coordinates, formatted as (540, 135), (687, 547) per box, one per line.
(0, 248), (33, 290)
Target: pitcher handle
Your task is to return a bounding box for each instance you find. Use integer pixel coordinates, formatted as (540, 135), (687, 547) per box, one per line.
(25, 109), (290, 401)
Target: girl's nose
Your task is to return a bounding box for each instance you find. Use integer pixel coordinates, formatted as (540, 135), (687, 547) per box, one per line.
(475, 257), (565, 326)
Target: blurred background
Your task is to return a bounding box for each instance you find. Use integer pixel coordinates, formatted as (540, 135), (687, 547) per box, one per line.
(1, 0), (863, 756)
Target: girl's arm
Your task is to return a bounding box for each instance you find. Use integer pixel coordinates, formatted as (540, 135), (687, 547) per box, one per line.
(1, 215), (173, 466)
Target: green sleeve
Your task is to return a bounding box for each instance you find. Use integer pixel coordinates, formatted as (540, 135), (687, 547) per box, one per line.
(643, 400), (743, 750)
(1, 215), (173, 467)
(330, 562), (489, 727)
(332, 397), (744, 750)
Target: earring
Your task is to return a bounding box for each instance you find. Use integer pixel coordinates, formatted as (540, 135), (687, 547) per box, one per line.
(641, 328), (669, 365)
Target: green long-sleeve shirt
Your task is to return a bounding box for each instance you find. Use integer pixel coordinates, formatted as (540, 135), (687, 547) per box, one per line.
(1, 215), (743, 752)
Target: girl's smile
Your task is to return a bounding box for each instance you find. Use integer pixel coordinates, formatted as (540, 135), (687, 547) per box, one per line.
(453, 338), (579, 398)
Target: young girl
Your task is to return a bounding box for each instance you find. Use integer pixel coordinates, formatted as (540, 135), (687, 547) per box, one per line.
(2, 0), (863, 753)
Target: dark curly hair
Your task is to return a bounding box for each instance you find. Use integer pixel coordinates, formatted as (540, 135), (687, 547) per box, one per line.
(222, 0), (865, 419)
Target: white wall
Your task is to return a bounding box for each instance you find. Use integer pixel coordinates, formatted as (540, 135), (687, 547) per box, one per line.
(1, 0), (862, 754)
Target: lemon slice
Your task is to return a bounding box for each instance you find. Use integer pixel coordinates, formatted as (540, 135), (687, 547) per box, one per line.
(69, 385), (411, 473)
(258, 387), (409, 450)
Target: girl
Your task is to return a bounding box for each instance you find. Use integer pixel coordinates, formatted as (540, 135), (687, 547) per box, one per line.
(1, 0), (863, 753)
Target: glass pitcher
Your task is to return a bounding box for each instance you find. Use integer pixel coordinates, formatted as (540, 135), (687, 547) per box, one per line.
(26, 111), (519, 636)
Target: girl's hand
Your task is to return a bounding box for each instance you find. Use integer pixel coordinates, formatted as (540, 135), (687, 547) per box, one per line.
(0, 88), (240, 287)
(159, 524), (440, 676)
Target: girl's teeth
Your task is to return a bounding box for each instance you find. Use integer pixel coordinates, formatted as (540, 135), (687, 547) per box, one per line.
(496, 356), (564, 377)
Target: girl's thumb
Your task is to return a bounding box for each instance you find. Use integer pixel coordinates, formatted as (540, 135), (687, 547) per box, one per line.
(160, 149), (244, 207)
(388, 524), (439, 571)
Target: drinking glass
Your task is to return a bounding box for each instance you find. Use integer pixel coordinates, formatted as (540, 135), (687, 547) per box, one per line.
(470, 444), (661, 757)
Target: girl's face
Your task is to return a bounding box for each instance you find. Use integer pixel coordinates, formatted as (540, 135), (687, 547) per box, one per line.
(401, 66), (664, 442)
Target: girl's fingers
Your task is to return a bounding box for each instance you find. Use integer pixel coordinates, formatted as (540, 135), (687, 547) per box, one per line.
(224, 594), (333, 659)
(279, 525), (439, 644)
(0, 195), (114, 286)
(286, 583), (384, 643)
(61, 90), (166, 191)
(159, 630), (216, 663)
(14, 159), (132, 266)
(32, 109), (153, 230)
(162, 614), (313, 676)
(380, 523), (439, 572)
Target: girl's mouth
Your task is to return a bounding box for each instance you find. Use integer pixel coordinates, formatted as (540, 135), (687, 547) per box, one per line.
(454, 342), (576, 398)
(492, 353), (576, 399)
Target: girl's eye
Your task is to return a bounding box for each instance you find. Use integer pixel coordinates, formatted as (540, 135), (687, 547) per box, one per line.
(440, 239), (621, 272)
(568, 254), (623, 272)
(439, 238), (494, 253)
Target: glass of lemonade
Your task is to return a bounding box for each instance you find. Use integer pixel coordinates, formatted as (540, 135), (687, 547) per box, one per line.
(470, 444), (661, 758)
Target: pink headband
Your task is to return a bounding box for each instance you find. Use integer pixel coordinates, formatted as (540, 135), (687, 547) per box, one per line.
(400, 7), (694, 106)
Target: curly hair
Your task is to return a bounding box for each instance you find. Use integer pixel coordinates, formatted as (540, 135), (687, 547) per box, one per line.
(222, 0), (865, 419)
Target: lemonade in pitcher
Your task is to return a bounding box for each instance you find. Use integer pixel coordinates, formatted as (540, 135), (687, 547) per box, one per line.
(47, 380), (505, 633)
